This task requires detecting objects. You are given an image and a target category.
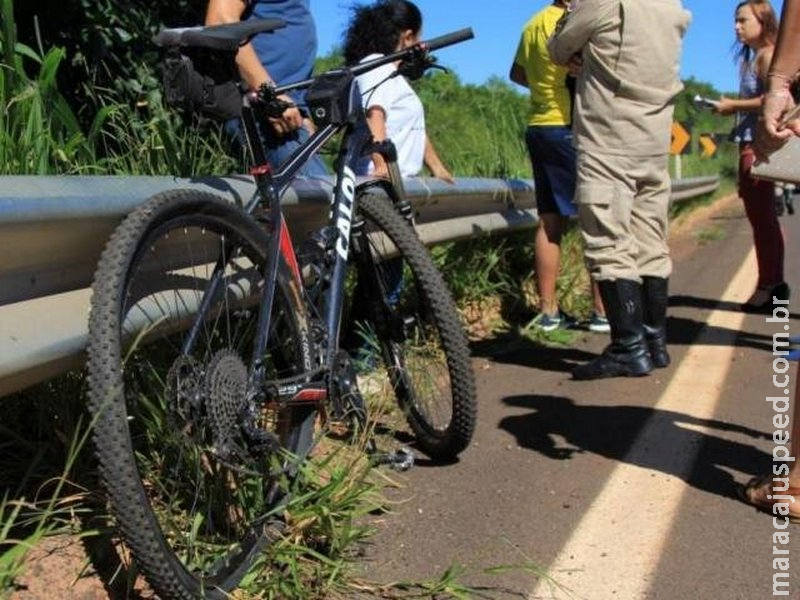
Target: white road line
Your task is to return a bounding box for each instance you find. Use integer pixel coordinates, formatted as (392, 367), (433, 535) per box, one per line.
(529, 249), (757, 600)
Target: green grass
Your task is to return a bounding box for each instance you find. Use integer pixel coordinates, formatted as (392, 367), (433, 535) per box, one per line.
(432, 222), (595, 344)
(0, 375), (387, 599)
(0, 374), (97, 594)
(695, 225), (727, 244)
(0, 0), (101, 174)
(237, 445), (387, 599)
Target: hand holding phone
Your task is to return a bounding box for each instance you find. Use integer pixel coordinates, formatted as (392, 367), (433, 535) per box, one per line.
(693, 94), (719, 110)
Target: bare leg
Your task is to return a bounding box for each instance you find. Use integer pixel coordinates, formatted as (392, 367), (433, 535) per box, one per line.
(591, 279), (605, 317)
(535, 213), (565, 315)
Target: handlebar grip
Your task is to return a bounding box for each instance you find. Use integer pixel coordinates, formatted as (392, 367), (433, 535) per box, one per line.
(421, 28), (474, 52)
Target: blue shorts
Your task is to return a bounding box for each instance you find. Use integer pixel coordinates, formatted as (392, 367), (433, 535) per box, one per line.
(525, 126), (577, 217)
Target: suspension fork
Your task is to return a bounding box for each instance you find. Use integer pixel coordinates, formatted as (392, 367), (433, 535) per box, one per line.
(349, 141), (414, 328)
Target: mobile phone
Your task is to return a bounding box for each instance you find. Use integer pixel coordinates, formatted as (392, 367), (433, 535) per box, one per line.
(693, 94), (719, 110)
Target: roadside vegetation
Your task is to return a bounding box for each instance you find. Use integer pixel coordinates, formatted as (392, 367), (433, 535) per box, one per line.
(1, 0), (737, 597)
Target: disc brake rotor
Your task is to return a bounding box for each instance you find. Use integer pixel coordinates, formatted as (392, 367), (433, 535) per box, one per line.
(166, 356), (204, 428)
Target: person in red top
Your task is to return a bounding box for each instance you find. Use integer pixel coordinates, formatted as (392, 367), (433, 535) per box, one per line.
(716, 0), (788, 312)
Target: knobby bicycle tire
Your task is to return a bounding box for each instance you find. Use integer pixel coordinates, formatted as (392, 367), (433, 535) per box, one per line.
(349, 192), (476, 458)
(86, 190), (315, 599)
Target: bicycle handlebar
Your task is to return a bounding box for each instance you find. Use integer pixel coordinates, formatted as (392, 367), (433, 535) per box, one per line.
(272, 27), (474, 96)
(419, 28), (474, 53)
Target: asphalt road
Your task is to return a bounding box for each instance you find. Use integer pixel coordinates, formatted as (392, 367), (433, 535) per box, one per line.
(358, 193), (800, 600)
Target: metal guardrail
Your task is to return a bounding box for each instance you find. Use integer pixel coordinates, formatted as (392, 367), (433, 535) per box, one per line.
(0, 174), (718, 397)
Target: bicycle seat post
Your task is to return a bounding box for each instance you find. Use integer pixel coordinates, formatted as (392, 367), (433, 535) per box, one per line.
(241, 95), (270, 171)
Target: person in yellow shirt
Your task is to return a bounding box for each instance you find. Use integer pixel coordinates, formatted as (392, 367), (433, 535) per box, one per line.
(510, 0), (607, 333)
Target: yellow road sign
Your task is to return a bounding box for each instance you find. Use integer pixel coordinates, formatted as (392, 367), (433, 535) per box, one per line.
(699, 133), (717, 158)
(670, 122), (691, 155)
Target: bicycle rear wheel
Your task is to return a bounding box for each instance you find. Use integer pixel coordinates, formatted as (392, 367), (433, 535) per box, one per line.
(87, 190), (315, 599)
(349, 192), (476, 459)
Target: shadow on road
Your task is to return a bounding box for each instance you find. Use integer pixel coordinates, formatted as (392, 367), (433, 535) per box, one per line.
(470, 336), (596, 374)
(670, 293), (800, 319)
(665, 314), (774, 353)
(499, 394), (772, 501)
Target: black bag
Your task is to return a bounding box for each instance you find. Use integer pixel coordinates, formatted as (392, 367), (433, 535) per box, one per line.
(305, 70), (354, 127)
(161, 47), (242, 120)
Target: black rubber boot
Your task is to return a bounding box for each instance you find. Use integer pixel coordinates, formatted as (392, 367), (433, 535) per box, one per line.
(572, 279), (653, 380)
(642, 276), (670, 368)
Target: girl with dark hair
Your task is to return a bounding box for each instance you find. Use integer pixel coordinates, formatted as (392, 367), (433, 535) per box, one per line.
(715, 0), (788, 310)
(343, 0), (453, 182)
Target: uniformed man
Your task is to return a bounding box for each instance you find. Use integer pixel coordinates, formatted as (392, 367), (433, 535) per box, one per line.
(548, 0), (691, 380)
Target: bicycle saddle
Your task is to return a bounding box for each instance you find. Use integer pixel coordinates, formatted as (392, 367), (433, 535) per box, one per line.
(154, 19), (285, 52)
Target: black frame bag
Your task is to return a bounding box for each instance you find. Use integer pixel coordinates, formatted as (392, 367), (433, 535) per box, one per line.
(161, 46), (242, 120)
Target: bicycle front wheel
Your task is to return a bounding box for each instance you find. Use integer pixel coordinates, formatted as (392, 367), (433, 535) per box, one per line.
(87, 190), (315, 599)
(349, 192), (476, 459)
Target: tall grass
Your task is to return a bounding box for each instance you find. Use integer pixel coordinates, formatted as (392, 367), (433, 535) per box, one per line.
(0, 0), (104, 173)
(86, 84), (241, 176)
(1, 0), (241, 177)
(420, 74), (530, 179)
(239, 446), (386, 599)
(0, 373), (391, 598)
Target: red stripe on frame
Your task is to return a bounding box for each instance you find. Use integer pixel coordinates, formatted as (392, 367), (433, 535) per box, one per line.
(293, 389), (327, 403)
(279, 218), (301, 281)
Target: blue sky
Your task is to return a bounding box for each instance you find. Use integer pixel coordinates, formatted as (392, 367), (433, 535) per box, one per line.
(315, 0), (786, 95)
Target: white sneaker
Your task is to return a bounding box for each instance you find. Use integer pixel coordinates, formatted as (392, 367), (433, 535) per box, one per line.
(588, 312), (610, 333)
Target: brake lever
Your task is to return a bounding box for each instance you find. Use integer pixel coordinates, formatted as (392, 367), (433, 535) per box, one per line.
(426, 64), (449, 75)
(253, 83), (297, 119)
(396, 46), (446, 81)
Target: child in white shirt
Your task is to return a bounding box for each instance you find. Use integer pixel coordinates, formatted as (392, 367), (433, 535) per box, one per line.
(343, 0), (453, 182)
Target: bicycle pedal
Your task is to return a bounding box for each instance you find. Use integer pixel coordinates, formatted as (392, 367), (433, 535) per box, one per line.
(263, 519), (287, 542)
(372, 447), (415, 471)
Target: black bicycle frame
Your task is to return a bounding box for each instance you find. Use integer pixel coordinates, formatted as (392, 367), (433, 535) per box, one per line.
(180, 88), (372, 402)
(179, 26), (474, 399)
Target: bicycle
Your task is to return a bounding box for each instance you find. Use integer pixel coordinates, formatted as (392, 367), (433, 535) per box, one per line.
(85, 18), (476, 599)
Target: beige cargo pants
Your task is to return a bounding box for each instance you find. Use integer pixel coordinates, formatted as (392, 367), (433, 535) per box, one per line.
(575, 150), (672, 282)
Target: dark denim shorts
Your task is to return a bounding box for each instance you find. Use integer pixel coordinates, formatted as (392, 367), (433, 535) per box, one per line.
(525, 125), (577, 217)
